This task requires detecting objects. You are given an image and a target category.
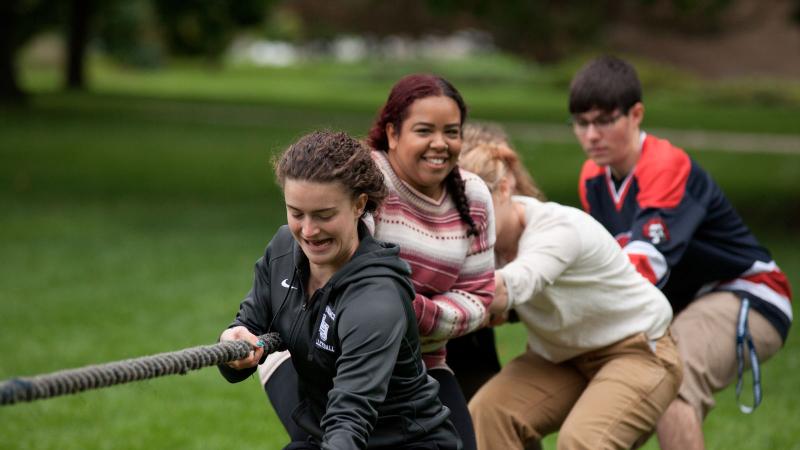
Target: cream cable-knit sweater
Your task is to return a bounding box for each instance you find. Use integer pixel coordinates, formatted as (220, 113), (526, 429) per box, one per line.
(499, 196), (672, 363)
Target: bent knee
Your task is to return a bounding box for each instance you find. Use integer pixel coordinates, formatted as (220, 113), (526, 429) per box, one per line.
(468, 386), (499, 420)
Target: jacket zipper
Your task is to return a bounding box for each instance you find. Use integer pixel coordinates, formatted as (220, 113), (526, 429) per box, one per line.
(287, 283), (309, 350)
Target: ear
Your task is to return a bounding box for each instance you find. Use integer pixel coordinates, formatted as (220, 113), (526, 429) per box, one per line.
(496, 176), (513, 202)
(629, 102), (645, 127)
(354, 193), (368, 216)
(386, 123), (398, 151)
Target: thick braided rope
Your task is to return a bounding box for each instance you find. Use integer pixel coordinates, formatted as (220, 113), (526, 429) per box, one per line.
(0, 332), (281, 406)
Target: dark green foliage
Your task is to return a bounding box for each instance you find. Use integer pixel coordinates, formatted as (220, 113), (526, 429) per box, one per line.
(428, 0), (611, 62)
(153, 0), (272, 58)
(0, 0), (64, 99)
(96, 1), (163, 68)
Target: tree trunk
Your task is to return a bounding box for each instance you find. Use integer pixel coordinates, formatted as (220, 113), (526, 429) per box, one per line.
(66, 0), (92, 90)
(0, 5), (25, 102)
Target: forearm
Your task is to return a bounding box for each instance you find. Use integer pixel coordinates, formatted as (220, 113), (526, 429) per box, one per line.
(490, 272), (509, 314)
(413, 284), (493, 339)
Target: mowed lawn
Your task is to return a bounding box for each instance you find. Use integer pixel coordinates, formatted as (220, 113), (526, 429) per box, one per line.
(1, 60), (799, 449)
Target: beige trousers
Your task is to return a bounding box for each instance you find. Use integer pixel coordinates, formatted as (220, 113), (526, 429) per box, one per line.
(469, 332), (682, 450)
(671, 291), (783, 420)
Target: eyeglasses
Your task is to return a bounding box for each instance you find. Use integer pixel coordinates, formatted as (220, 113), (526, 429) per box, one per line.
(570, 112), (625, 133)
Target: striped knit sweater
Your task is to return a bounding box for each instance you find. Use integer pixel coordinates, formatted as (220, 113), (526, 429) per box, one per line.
(372, 150), (496, 370)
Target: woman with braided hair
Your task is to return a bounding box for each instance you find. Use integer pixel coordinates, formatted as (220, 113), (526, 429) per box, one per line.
(364, 74), (496, 450)
(260, 75), (497, 450)
(220, 131), (460, 450)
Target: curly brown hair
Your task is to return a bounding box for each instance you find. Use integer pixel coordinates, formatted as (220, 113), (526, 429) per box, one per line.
(274, 130), (387, 215)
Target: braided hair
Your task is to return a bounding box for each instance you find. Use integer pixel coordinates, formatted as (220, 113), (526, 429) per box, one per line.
(367, 73), (479, 237)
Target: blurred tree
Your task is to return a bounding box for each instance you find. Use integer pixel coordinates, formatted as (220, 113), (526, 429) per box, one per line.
(66, 0), (93, 90)
(153, 0), (273, 60)
(285, 0), (445, 39)
(0, 0), (97, 99)
(0, 0), (62, 101)
(794, 0), (800, 23)
(0, 0), (274, 100)
(96, 0), (163, 68)
(620, 0), (737, 33)
(428, 0), (612, 62)
(286, 0), (777, 63)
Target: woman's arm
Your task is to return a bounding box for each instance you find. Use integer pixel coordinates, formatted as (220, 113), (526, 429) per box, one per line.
(218, 251), (273, 383)
(413, 177), (497, 343)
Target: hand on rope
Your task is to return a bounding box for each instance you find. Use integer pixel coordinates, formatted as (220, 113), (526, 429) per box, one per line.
(220, 326), (268, 370)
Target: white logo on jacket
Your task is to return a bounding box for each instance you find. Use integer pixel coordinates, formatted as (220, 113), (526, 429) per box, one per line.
(315, 305), (337, 352)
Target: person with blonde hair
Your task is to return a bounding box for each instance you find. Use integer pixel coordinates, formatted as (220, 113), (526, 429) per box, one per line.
(462, 137), (682, 450)
(461, 121), (545, 201)
(446, 121), (546, 401)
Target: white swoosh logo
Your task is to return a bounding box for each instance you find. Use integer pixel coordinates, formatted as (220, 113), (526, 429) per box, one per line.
(281, 278), (297, 289)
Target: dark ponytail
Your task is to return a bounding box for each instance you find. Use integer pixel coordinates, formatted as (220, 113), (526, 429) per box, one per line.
(445, 168), (479, 237)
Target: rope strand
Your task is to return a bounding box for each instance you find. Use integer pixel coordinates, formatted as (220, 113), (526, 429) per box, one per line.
(0, 332), (282, 406)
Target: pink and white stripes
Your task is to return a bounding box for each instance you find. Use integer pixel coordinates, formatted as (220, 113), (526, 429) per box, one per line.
(372, 151), (496, 369)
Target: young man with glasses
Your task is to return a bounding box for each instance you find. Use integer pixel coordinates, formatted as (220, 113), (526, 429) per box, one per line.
(569, 55), (792, 450)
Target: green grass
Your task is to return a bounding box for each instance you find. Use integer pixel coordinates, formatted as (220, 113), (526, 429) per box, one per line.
(2, 58), (799, 448)
(20, 54), (800, 133)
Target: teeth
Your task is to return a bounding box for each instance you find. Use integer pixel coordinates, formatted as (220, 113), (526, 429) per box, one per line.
(427, 158), (446, 164)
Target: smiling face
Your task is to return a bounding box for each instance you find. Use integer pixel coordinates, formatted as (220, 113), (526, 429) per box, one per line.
(572, 102), (644, 178)
(386, 95), (463, 199)
(284, 179), (367, 278)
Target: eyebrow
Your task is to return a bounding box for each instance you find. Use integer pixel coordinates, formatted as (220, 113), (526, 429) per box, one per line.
(575, 110), (616, 118)
(411, 121), (461, 128)
(286, 205), (337, 214)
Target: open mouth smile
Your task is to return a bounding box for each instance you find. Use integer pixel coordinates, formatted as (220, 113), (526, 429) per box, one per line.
(304, 238), (333, 251)
(421, 155), (450, 167)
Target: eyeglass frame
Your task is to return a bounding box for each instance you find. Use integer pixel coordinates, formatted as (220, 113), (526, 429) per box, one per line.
(568, 110), (626, 133)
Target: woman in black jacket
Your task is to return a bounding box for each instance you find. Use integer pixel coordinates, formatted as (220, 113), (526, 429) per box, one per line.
(218, 130), (460, 450)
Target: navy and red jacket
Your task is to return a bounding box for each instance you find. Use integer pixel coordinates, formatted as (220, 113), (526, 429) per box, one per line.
(579, 133), (792, 341)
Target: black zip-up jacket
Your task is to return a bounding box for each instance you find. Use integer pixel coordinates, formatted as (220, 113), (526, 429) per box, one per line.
(219, 224), (458, 449)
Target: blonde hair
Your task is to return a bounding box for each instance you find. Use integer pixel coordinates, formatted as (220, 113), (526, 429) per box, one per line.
(462, 122), (509, 154)
(460, 123), (545, 200)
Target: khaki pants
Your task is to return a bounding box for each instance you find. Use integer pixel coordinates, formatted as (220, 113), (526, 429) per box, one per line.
(671, 291), (783, 420)
(469, 333), (682, 450)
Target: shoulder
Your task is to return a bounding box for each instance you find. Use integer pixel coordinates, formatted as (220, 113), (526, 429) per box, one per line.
(518, 197), (582, 241)
(371, 150), (393, 179)
(267, 226), (296, 258)
(254, 226), (295, 275)
(578, 160), (605, 212)
(338, 277), (410, 326)
(635, 134), (692, 209)
(459, 168), (493, 204)
(460, 168), (494, 234)
(639, 134), (690, 170)
(579, 159), (605, 183)
(519, 196), (574, 224)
